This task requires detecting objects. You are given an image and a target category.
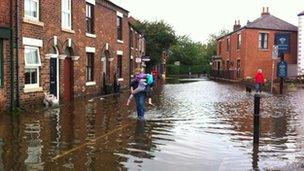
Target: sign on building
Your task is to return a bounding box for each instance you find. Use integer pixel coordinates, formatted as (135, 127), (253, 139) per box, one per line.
(275, 33), (290, 54)
(277, 61), (288, 78)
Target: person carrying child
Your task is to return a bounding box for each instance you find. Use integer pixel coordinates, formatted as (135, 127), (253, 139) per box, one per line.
(127, 68), (147, 120)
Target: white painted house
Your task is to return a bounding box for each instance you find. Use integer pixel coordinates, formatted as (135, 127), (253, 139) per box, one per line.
(298, 11), (304, 75)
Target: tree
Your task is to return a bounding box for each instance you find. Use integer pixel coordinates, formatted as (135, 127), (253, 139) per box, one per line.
(134, 20), (177, 70)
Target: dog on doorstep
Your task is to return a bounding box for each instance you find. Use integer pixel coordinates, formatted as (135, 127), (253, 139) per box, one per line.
(43, 91), (59, 107)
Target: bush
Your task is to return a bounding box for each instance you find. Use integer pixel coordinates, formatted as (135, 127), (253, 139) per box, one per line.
(167, 65), (180, 75)
(167, 65), (206, 75)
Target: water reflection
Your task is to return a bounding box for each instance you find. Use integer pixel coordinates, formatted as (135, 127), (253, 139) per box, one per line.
(24, 121), (44, 170)
(1, 80), (304, 170)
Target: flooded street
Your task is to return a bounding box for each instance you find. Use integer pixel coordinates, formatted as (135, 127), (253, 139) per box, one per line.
(1, 79), (304, 170)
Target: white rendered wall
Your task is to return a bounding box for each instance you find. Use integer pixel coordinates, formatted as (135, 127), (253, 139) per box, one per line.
(298, 15), (304, 75)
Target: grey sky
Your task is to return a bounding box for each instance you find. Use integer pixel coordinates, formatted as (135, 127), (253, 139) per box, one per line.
(111, 0), (304, 43)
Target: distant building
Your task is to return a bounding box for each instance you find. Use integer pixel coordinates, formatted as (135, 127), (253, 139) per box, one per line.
(298, 11), (304, 75)
(211, 7), (298, 80)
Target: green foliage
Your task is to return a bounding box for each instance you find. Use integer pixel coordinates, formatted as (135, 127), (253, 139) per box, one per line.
(133, 20), (177, 70)
(167, 65), (180, 75)
(167, 65), (207, 75)
(133, 19), (229, 73)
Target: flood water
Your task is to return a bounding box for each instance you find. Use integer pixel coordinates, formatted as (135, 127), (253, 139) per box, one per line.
(1, 78), (304, 170)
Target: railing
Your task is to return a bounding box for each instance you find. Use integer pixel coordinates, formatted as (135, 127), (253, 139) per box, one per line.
(210, 70), (238, 80)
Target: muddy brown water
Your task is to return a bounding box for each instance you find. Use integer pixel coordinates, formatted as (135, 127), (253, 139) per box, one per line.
(0, 79), (304, 170)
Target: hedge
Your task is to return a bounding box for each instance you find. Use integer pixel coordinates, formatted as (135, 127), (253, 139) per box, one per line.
(167, 65), (207, 75)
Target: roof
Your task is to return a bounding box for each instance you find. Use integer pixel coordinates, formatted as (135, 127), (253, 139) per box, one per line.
(96, 0), (129, 13)
(246, 14), (297, 31)
(299, 11), (304, 16)
(217, 14), (298, 40)
(129, 17), (144, 35)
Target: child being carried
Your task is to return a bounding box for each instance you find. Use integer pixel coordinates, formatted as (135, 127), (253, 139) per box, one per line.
(127, 72), (147, 106)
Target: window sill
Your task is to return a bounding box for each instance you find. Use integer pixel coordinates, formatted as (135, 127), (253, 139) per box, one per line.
(23, 18), (44, 27)
(86, 81), (96, 86)
(62, 28), (75, 34)
(118, 78), (124, 82)
(117, 40), (124, 44)
(23, 86), (43, 93)
(86, 33), (96, 38)
(259, 48), (269, 52)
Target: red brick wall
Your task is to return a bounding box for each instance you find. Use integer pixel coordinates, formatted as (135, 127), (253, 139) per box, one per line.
(0, 40), (12, 110)
(17, 0), (130, 108)
(216, 29), (297, 80)
(0, 0), (10, 27)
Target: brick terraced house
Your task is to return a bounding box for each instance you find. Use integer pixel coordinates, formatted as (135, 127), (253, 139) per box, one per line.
(0, 0), (146, 110)
(128, 17), (146, 79)
(211, 7), (298, 81)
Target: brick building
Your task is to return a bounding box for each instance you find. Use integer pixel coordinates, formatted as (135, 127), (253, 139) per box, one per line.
(0, 0), (14, 110)
(128, 17), (146, 78)
(0, 0), (146, 110)
(211, 7), (298, 81)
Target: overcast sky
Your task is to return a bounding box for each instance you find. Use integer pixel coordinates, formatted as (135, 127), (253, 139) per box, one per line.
(111, 0), (304, 43)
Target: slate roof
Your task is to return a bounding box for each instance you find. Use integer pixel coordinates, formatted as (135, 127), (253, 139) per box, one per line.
(299, 11), (304, 16)
(217, 14), (298, 40)
(246, 14), (297, 31)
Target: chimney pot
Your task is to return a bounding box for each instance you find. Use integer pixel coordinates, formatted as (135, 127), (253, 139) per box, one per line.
(266, 7), (269, 13)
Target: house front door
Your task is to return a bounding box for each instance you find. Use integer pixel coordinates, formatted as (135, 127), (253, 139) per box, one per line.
(50, 57), (58, 97)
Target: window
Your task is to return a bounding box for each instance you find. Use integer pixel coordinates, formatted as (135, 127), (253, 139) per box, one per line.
(86, 53), (94, 82)
(130, 30), (133, 47)
(62, 0), (71, 29)
(117, 16), (123, 40)
(24, 46), (41, 87)
(259, 33), (268, 49)
(117, 55), (122, 78)
(86, 3), (94, 34)
(237, 34), (241, 49)
(135, 33), (138, 49)
(24, 0), (39, 20)
(226, 38), (230, 51)
(219, 41), (222, 54)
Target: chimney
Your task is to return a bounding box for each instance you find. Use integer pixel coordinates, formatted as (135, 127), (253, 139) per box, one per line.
(233, 20), (241, 31)
(261, 7), (270, 17)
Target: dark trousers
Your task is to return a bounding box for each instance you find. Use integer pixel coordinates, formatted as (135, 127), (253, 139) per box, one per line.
(134, 92), (145, 119)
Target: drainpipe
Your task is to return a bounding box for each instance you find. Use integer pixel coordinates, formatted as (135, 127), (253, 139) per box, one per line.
(9, 0), (15, 111)
(15, 0), (20, 107)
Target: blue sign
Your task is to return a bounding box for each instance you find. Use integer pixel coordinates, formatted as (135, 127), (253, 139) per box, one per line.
(275, 33), (290, 54)
(277, 61), (288, 78)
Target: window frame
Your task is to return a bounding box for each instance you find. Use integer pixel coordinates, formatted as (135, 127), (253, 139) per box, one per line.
(24, 46), (41, 88)
(116, 16), (123, 41)
(24, 0), (39, 20)
(237, 34), (241, 50)
(86, 3), (94, 34)
(219, 41), (222, 55)
(86, 53), (94, 82)
(61, 0), (72, 29)
(226, 38), (230, 51)
(259, 33), (269, 49)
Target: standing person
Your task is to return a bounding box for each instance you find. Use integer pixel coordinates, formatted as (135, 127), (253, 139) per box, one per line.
(129, 68), (147, 120)
(254, 69), (265, 93)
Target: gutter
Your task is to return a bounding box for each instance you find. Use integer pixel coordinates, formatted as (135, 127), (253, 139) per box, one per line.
(15, 0), (20, 107)
(9, 0), (15, 111)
